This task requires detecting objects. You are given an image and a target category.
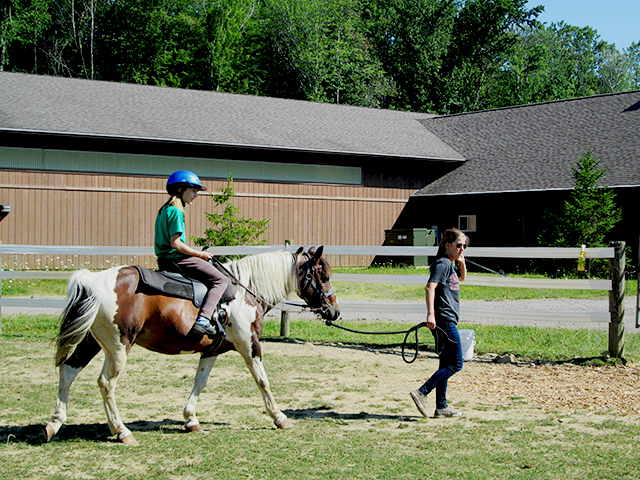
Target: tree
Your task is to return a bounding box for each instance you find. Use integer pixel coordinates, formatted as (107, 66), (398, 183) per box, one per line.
(253, 0), (392, 106)
(0, 0), (50, 72)
(539, 151), (623, 276)
(366, 0), (456, 112)
(625, 41), (640, 90)
(191, 176), (270, 259)
(597, 42), (633, 93)
(539, 150), (622, 274)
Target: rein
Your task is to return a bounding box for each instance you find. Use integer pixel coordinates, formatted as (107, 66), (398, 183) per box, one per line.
(211, 253), (455, 363)
(322, 320), (456, 364)
(210, 255), (323, 315)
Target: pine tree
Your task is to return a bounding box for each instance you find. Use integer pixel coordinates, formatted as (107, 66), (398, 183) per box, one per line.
(539, 150), (622, 276)
(191, 175), (269, 259)
(558, 149), (622, 248)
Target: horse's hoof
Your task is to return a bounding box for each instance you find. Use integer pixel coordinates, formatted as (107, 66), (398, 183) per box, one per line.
(275, 417), (293, 429)
(42, 423), (55, 442)
(120, 434), (139, 446)
(186, 424), (205, 433)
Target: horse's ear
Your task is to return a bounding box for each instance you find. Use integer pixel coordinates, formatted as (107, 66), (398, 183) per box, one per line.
(295, 247), (304, 255)
(314, 246), (324, 259)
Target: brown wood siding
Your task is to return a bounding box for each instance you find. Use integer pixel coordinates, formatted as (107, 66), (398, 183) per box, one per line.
(0, 170), (411, 268)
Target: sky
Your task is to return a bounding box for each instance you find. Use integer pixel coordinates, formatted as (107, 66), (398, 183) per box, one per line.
(525, 0), (640, 50)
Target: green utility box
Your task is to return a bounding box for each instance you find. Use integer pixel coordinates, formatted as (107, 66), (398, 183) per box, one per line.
(382, 228), (437, 266)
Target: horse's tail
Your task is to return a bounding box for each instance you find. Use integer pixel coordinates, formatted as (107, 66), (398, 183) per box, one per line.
(54, 269), (101, 367)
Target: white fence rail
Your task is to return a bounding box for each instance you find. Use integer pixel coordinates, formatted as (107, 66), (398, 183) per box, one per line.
(0, 244), (615, 258)
(0, 243), (629, 357)
(0, 244), (616, 322)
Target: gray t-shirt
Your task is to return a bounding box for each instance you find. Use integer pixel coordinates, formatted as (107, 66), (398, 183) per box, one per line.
(428, 257), (460, 323)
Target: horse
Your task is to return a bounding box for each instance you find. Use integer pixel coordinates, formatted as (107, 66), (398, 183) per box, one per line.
(42, 246), (339, 445)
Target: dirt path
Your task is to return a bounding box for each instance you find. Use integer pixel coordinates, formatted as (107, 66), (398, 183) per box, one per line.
(267, 340), (640, 420)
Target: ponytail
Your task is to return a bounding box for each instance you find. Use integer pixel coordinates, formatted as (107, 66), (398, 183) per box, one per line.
(158, 194), (185, 215)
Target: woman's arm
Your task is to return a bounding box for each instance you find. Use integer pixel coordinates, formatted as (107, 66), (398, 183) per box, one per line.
(425, 281), (438, 329)
(457, 254), (467, 282)
(170, 233), (213, 260)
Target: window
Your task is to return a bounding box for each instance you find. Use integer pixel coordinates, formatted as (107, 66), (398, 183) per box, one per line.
(459, 215), (476, 232)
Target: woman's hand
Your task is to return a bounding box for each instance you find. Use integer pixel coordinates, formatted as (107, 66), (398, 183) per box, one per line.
(426, 313), (436, 330)
(457, 253), (467, 281)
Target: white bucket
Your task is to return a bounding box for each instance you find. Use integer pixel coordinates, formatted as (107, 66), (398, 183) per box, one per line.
(459, 329), (476, 361)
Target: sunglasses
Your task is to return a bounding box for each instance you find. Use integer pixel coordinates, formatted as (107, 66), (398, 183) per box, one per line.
(455, 243), (467, 249)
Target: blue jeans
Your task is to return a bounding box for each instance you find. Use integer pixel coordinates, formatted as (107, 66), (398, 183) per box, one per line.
(418, 320), (463, 409)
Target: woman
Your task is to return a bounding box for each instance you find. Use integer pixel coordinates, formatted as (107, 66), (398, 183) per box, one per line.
(410, 228), (468, 418)
(154, 170), (229, 338)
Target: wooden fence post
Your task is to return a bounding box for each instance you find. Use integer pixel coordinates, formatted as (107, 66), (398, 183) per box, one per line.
(280, 239), (293, 338)
(636, 235), (639, 329)
(280, 311), (290, 338)
(0, 240), (2, 334)
(608, 241), (625, 358)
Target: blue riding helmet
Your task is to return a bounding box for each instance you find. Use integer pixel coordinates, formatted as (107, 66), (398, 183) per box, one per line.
(166, 170), (206, 194)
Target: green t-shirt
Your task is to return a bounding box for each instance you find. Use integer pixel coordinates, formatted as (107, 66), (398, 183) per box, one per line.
(154, 205), (186, 258)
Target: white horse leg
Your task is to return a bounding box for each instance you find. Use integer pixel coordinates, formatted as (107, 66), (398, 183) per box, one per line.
(96, 348), (136, 445)
(183, 355), (217, 432)
(226, 301), (292, 429)
(43, 364), (83, 441)
(243, 354), (292, 429)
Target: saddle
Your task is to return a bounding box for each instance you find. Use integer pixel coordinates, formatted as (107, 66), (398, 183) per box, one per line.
(134, 264), (236, 309)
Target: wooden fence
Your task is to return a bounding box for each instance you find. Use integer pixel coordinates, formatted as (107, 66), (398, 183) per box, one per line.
(0, 243), (630, 357)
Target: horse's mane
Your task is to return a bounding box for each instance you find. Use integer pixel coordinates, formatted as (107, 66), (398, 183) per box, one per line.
(226, 251), (297, 305)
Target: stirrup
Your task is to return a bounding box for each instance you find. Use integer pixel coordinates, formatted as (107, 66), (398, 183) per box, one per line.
(210, 310), (226, 336)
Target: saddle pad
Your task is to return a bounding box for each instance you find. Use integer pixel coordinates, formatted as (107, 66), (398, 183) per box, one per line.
(133, 265), (237, 308)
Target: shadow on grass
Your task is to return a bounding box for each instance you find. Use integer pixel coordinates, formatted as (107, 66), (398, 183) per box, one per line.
(0, 418), (215, 445)
(283, 405), (419, 423)
(263, 336), (437, 359)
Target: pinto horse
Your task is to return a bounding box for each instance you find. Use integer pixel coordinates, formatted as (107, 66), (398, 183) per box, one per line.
(43, 246), (339, 445)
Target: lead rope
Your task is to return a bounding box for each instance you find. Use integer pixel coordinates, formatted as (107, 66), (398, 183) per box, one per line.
(322, 319), (455, 364)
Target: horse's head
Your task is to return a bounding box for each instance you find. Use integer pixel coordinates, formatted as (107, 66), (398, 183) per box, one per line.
(295, 246), (340, 321)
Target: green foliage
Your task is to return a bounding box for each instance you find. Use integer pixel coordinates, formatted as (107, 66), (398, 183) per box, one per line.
(251, 0), (393, 106)
(539, 150), (622, 277)
(191, 175), (269, 258)
(541, 150), (622, 249)
(4, 0), (639, 113)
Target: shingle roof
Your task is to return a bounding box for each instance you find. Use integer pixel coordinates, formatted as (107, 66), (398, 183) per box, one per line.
(414, 91), (640, 196)
(0, 71), (465, 162)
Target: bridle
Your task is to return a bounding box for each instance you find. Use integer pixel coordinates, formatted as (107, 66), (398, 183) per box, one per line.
(210, 252), (335, 317)
(298, 252), (336, 317)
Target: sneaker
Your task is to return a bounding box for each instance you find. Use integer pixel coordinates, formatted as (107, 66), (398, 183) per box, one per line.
(192, 317), (219, 338)
(434, 407), (462, 418)
(410, 390), (429, 417)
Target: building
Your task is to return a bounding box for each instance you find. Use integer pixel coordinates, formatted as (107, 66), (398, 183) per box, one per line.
(1, 72), (638, 268)
(0, 72), (461, 268)
(396, 91), (640, 266)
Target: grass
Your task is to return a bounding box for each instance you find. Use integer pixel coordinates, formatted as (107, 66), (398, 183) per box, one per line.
(3, 315), (639, 364)
(2, 267), (637, 302)
(0, 331), (639, 479)
(1, 266), (639, 479)
(333, 265), (638, 302)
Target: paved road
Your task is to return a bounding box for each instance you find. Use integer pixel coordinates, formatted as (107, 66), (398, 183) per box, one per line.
(265, 297), (640, 334)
